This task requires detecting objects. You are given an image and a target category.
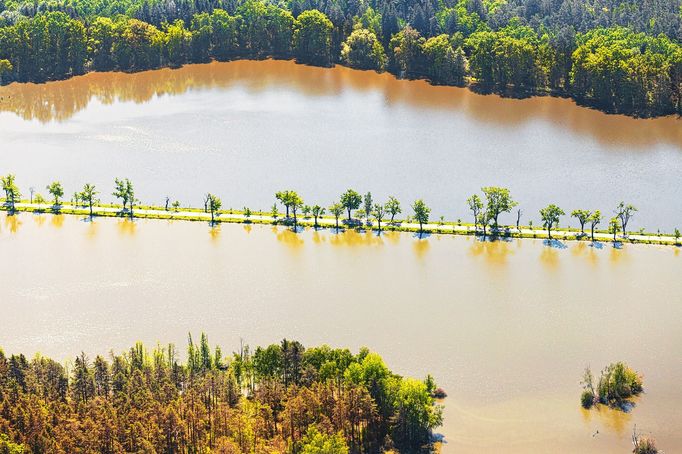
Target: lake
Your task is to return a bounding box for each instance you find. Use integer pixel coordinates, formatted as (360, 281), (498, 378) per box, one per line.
(1, 59), (681, 231)
(1, 213), (680, 453)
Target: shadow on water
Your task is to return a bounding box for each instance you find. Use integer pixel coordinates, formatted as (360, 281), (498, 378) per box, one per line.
(476, 233), (512, 243)
(612, 241), (624, 249)
(589, 241), (605, 249)
(413, 232), (432, 240)
(543, 238), (568, 249)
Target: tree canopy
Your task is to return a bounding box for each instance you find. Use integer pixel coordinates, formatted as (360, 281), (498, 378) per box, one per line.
(0, 336), (443, 452)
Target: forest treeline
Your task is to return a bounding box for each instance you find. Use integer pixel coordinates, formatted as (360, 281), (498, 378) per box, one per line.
(0, 0), (681, 116)
(0, 335), (443, 453)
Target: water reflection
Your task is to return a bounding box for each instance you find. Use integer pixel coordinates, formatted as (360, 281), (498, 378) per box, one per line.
(276, 227), (304, 249)
(1, 213), (681, 454)
(50, 214), (65, 229)
(468, 237), (515, 266)
(116, 218), (137, 236)
(1, 60), (681, 149)
(580, 401), (637, 436)
(4, 214), (21, 233)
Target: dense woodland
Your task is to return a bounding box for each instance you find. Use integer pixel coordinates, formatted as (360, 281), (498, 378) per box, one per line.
(0, 0), (681, 115)
(0, 335), (443, 453)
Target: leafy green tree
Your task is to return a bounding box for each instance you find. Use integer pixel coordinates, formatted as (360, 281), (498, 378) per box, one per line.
(571, 209), (592, 235)
(412, 199), (430, 233)
(294, 10), (333, 66)
(311, 205), (325, 228)
(0, 433), (25, 453)
(482, 186), (517, 230)
(466, 194), (483, 232)
(0, 59), (13, 84)
(210, 9), (240, 60)
(329, 203), (343, 230)
(608, 217), (621, 242)
(237, 0), (270, 56)
(289, 191), (303, 225)
(113, 178), (135, 217)
(271, 203), (279, 219)
(47, 181), (64, 206)
(300, 426), (349, 454)
(675, 228), (680, 245)
(80, 183), (98, 216)
(340, 189), (362, 221)
(363, 192), (373, 223)
(372, 203), (386, 232)
(341, 28), (386, 70)
(540, 204), (565, 239)
(389, 26), (423, 76)
(1, 174), (20, 209)
(614, 202), (638, 236)
(267, 5), (296, 57)
(422, 34), (466, 85)
(589, 210), (603, 242)
(207, 193), (222, 223)
(302, 205), (311, 218)
(385, 196), (401, 223)
(163, 20), (192, 66)
(393, 378), (443, 449)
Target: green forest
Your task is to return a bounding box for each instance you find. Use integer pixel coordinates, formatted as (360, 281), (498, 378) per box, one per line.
(0, 335), (443, 453)
(0, 0), (681, 116)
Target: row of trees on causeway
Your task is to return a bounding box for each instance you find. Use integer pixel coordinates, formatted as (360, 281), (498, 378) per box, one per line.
(4, 173), (675, 243)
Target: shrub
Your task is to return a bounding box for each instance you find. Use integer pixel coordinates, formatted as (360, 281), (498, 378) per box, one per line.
(596, 362), (643, 405)
(633, 436), (659, 454)
(581, 390), (595, 409)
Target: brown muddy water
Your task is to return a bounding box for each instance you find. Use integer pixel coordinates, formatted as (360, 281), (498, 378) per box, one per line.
(1, 213), (680, 453)
(1, 59), (681, 231)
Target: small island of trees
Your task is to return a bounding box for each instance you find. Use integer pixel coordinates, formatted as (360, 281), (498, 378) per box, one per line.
(580, 361), (643, 411)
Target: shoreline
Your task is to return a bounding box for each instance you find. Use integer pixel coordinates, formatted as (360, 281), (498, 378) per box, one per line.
(1, 57), (681, 121)
(3, 202), (679, 247)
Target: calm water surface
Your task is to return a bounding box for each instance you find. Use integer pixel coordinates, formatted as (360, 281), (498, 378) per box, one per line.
(1, 60), (681, 230)
(1, 213), (680, 453)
